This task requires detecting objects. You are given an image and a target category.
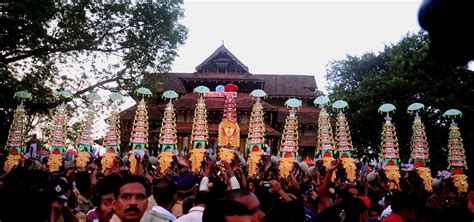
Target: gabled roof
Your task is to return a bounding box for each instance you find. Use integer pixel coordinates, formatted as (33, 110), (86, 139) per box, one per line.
(196, 44), (249, 72)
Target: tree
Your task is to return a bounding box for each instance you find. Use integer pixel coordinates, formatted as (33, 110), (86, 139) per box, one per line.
(0, 0), (187, 147)
(326, 32), (474, 177)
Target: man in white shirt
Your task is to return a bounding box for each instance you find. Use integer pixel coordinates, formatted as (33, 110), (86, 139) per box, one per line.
(176, 191), (209, 222)
(141, 178), (178, 222)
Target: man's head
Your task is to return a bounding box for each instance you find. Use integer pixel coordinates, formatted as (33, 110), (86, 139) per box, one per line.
(94, 174), (121, 222)
(114, 175), (150, 222)
(391, 191), (417, 221)
(203, 199), (252, 222)
(225, 189), (265, 222)
(152, 178), (177, 211)
(194, 191), (210, 207)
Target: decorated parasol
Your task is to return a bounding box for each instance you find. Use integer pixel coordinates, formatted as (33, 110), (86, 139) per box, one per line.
(101, 92), (124, 172)
(218, 84), (240, 163)
(75, 91), (100, 169)
(278, 98), (302, 178)
(128, 87), (152, 172)
(3, 91), (30, 172)
(443, 109), (468, 193)
(158, 90), (179, 173)
(47, 90), (72, 172)
(315, 96), (336, 171)
(378, 103), (400, 189)
(189, 86), (210, 172)
(332, 100), (356, 182)
(246, 89), (267, 176)
(407, 103), (432, 191)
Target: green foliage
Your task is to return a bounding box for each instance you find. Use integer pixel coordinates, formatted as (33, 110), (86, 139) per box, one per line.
(326, 32), (474, 175)
(0, 0), (187, 148)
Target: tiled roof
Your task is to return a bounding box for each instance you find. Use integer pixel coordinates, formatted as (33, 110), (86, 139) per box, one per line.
(276, 106), (320, 124)
(120, 103), (164, 120)
(148, 72), (317, 97)
(256, 74), (317, 97)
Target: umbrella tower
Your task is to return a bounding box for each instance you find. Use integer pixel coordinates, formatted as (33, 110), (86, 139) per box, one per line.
(278, 98), (302, 178)
(218, 84), (240, 163)
(158, 90), (179, 173)
(101, 92), (124, 172)
(246, 89), (267, 176)
(443, 109), (468, 193)
(407, 103), (432, 191)
(47, 90), (73, 172)
(315, 96), (336, 169)
(75, 91), (100, 169)
(189, 86), (209, 172)
(332, 100), (356, 182)
(128, 87), (152, 172)
(378, 103), (400, 189)
(3, 91), (31, 172)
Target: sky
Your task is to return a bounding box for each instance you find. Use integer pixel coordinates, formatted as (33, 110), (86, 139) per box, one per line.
(170, 0), (423, 93)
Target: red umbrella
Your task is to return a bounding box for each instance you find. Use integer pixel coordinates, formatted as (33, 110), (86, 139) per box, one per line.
(303, 158), (315, 165)
(224, 83), (238, 92)
(67, 149), (77, 156)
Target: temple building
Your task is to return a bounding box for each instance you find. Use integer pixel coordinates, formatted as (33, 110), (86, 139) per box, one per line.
(120, 44), (320, 157)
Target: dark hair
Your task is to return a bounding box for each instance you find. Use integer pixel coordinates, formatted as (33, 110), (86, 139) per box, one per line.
(75, 171), (92, 197)
(202, 199), (251, 222)
(224, 189), (253, 200)
(93, 174), (121, 206)
(152, 178), (177, 206)
(194, 191), (210, 206)
(182, 196), (195, 214)
(114, 175), (151, 199)
(391, 191), (415, 214)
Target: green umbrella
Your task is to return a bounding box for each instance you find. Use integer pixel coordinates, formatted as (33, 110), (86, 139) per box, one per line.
(285, 98), (302, 108)
(407, 103), (425, 113)
(85, 91), (101, 101)
(250, 89), (267, 98)
(14, 91), (32, 100)
(109, 92), (124, 101)
(314, 95), (330, 106)
(58, 90), (74, 99)
(378, 103), (396, 113)
(193, 86), (210, 94)
(162, 90), (179, 100)
(332, 100), (349, 110)
(135, 87), (152, 97)
(443, 109), (462, 118)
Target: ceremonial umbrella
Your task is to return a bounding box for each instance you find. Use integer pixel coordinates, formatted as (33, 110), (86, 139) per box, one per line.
(314, 95), (330, 106)
(224, 83), (238, 92)
(135, 87), (153, 97)
(162, 90), (179, 100)
(14, 91), (32, 100)
(443, 109), (462, 118)
(332, 100), (349, 110)
(378, 103), (396, 113)
(250, 89), (267, 98)
(193, 86), (210, 94)
(407, 103), (425, 113)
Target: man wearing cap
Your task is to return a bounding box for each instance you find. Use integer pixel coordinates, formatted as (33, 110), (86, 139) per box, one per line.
(142, 178), (178, 222)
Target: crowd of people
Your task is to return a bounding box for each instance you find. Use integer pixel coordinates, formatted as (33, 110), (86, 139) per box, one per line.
(0, 150), (472, 222)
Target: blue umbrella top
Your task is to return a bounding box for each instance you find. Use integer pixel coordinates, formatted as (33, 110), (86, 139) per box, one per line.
(378, 103), (396, 113)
